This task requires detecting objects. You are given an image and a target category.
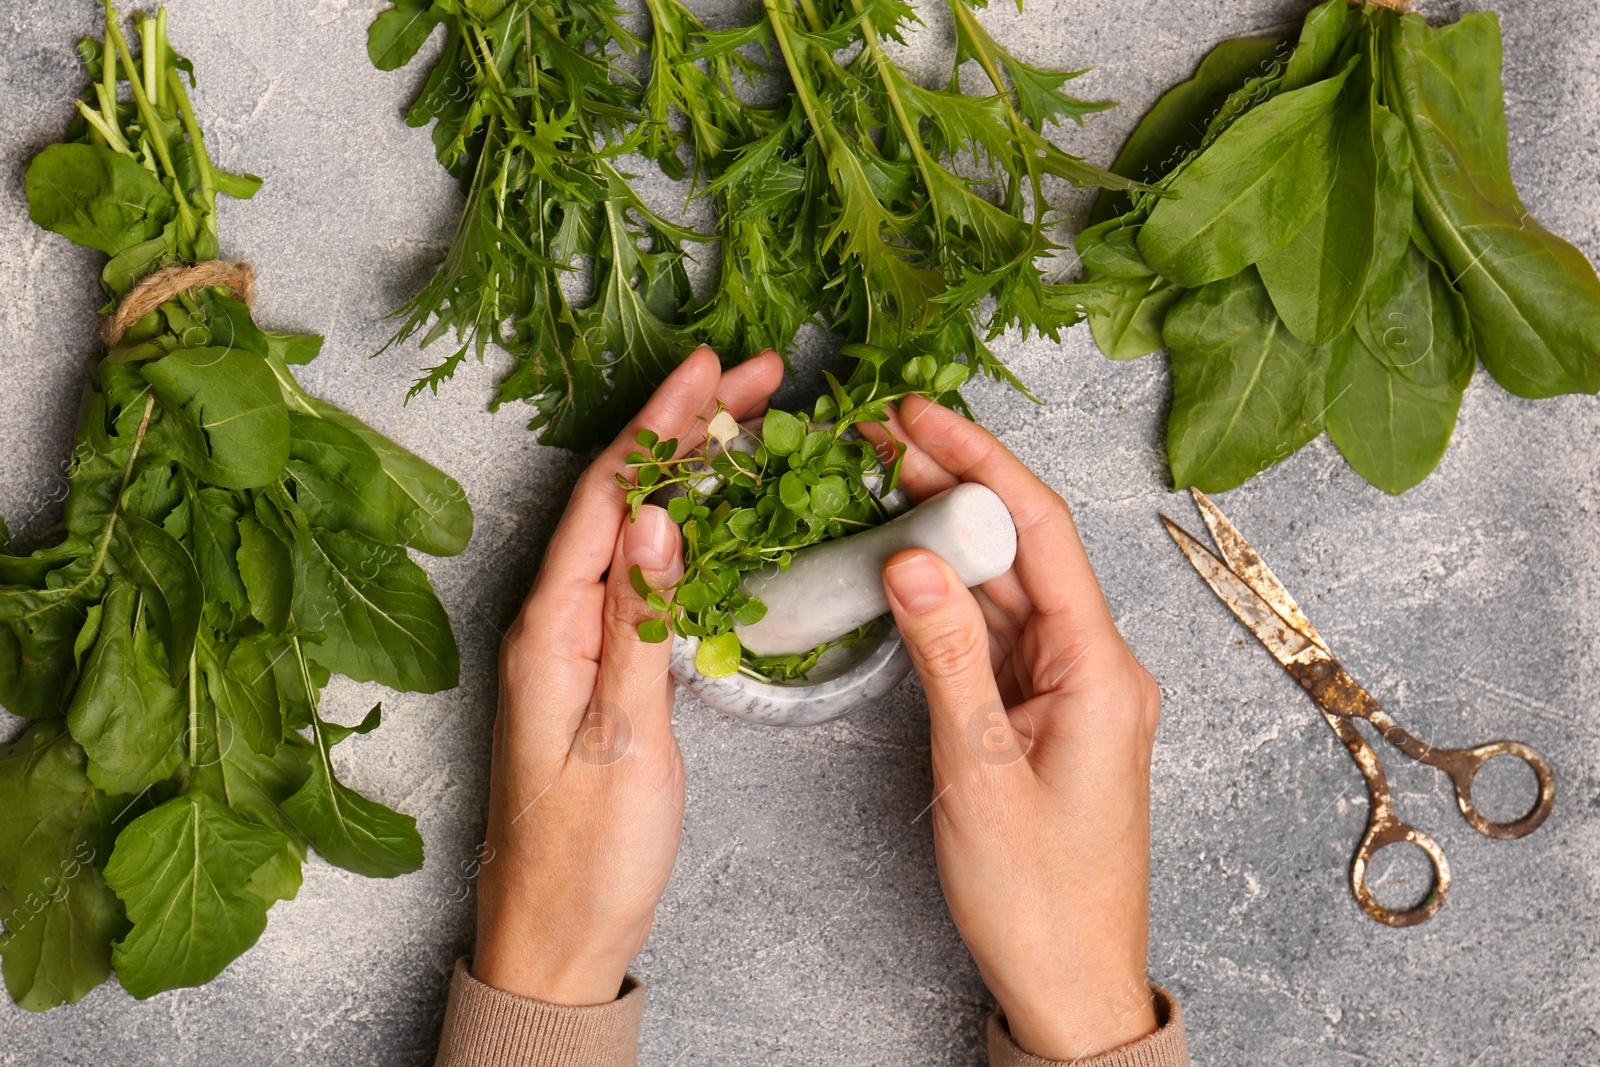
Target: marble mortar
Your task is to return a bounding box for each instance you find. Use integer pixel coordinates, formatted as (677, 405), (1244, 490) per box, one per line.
(672, 483), (1018, 725)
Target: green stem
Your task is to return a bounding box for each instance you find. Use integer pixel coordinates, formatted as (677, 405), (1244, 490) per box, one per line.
(292, 640), (335, 775)
(942, 0), (1044, 213)
(846, 0), (943, 231)
(104, 2), (198, 240)
(77, 98), (133, 155)
(264, 355), (321, 416)
(154, 8), (170, 109)
(470, 25), (509, 95)
(139, 15), (158, 103)
(101, 7), (119, 124)
(762, 0), (833, 166)
(167, 68), (216, 237)
(795, 0), (826, 33)
(187, 646), (199, 766)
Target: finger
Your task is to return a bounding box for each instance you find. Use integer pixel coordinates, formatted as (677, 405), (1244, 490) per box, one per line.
(501, 349), (721, 740)
(534, 347), (723, 599)
(590, 504), (684, 755)
(856, 407), (959, 502)
(882, 549), (1011, 772)
(721, 351), (785, 421)
(894, 395), (1122, 681)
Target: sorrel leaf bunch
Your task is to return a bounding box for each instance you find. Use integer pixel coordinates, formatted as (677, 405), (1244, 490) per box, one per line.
(1079, 0), (1600, 494)
(620, 368), (931, 681)
(0, 7), (471, 1011)
(369, 0), (1146, 451)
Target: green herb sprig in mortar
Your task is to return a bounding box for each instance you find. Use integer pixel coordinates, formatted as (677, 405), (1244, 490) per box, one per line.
(620, 364), (950, 680)
(1080, 0), (1600, 494)
(0, 6), (471, 1010)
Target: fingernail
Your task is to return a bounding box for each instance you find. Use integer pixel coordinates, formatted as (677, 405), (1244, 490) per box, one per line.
(885, 554), (949, 615)
(625, 505), (677, 571)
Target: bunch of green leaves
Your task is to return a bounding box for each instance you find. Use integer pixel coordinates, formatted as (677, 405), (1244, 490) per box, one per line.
(369, 0), (1146, 451)
(368, 0), (702, 450)
(0, 6), (472, 1012)
(1077, 0), (1600, 494)
(620, 365), (936, 680)
(665, 0), (1147, 392)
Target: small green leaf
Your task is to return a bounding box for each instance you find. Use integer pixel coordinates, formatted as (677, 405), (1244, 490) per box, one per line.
(677, 581), (717, 612)
(797, 431), (829, 466)
(213, 170), (264, 201)
(264, 331), (324, 365)
(762, 409), (805, 457)
(629, 563), (653, 599)
(733, 598), (768, 625)
(901, 355), (938, 389)
(931, 362), (972, 393)
(695, 632), (742, 678)
(637, 618), (669, 643)
(778, 472), (809, 511)
(810, 476), (848, 518)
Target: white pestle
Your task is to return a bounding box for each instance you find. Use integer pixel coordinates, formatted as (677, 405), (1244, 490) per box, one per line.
(734, 482), (1018, 657)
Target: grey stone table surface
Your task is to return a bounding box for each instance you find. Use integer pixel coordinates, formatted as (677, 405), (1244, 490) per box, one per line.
(1, 0), (1596, 1063)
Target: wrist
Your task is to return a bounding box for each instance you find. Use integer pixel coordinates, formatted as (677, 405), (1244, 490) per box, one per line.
(997, 970), (1158, 1061)
(473, 925), (633, 1006)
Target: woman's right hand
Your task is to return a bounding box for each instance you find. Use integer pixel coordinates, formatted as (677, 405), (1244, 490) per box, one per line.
(869, 396), (1164, 1060)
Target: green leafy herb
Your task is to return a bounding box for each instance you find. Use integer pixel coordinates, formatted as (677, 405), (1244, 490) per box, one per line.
(0, 6), (471, 1011)
(621, 369), (929, 679)
(370, 0), (1145, 451)
(1079, 0), (1600, 494)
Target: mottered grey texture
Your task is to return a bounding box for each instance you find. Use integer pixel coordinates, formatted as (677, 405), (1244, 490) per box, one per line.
(1, 0), (1596, 1063)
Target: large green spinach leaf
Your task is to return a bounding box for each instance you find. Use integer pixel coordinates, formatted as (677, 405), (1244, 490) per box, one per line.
(1326, 243), (1473, 493)
(1389, 12), (1600, 397)
(0, 722), (126, 1011)
(282, 704), (425, 879)
(1164, 268), (1331, 491)
(103, 792), (289, 999)
(1258, 42), (1412, 346)
(1139, 64), (1353, 287)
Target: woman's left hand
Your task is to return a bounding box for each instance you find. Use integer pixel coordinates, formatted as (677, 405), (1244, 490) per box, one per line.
(473, 346), (783, 1005)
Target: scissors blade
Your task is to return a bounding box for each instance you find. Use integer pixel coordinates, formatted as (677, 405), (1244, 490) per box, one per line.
(1189, 488), (1328, 652)
(1162, 516), (1321, 668)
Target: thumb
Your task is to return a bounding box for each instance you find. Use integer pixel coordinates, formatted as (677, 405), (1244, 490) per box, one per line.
(590, 505), (683, 756)
(883, 549), (1007, 766)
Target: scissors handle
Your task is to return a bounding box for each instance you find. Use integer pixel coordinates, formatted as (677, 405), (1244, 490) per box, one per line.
(1363, 707), (1556, 839)
(1351, 813), (1451, 927)
(1423, 738), (1556, 840)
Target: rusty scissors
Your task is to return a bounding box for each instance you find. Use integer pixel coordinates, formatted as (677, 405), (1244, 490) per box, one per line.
(1162, 489), (1555, 927)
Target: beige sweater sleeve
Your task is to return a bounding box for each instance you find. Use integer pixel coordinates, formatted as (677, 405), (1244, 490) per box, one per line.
(434, 960), (645, 1067)
(987, 986), (1188, 1067)
(435, 961), (1186, 1067)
